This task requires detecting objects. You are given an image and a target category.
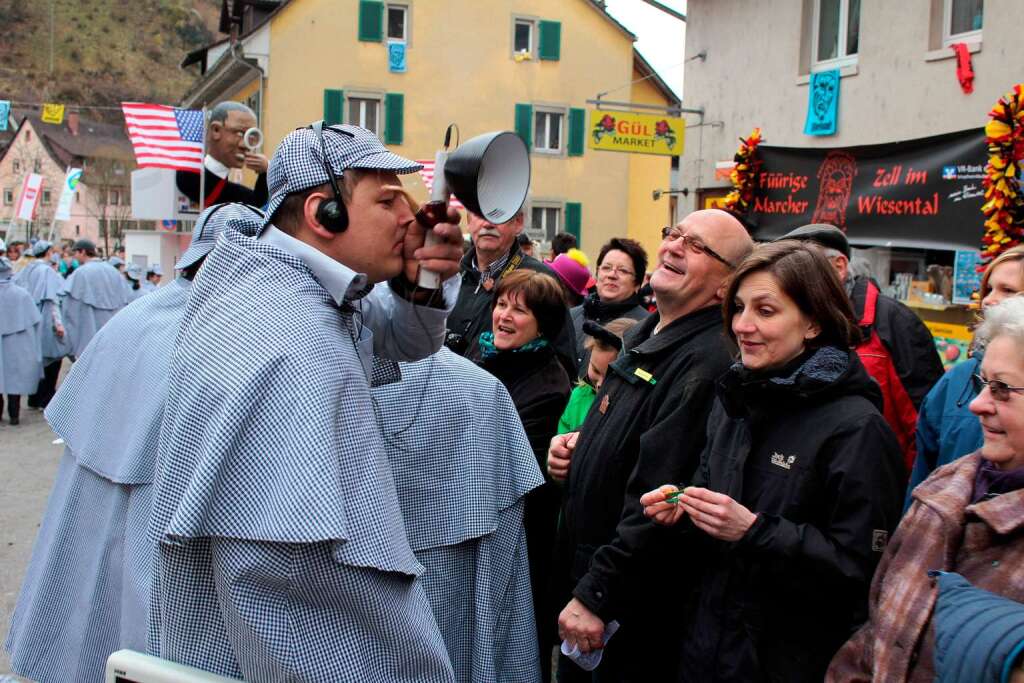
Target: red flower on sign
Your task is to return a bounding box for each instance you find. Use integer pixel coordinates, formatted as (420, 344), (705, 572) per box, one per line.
(655, 120), (669, 135)
(600, 115), (615, 131)
(593, 114), (617, 143)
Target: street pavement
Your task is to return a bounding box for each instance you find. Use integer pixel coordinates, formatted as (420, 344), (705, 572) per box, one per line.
(0, 393), (64, 682)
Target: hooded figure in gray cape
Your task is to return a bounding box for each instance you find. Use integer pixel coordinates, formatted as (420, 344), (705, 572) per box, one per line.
(4, 203), (266, 683)
(59, 239), (126, 358)
(15, 240), (71, 408)
(0, 256), (43, 424)
(371, 349), (545, 683)
(147, 122), (467, 681)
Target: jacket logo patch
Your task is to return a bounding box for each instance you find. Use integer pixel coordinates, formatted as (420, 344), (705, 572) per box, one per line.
(872, 529), (889, 552)
(770, 452), (796, 470)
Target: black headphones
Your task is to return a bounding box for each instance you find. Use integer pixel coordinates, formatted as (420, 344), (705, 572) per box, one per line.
(311, 120), (353, 233)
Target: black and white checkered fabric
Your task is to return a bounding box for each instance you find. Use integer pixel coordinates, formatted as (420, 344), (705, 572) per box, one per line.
(6, 279), (194, 683)
(372, 348), (545, 682)
(147, 228), (455, 681)
(175, 202), (265, 270)
(264, 123), (422, 221)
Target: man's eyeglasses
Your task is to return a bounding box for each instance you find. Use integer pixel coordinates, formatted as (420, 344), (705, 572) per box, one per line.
(597, 264), (635, 278)
(972, 374), (1024, 401)
(660, 226), (734, 269)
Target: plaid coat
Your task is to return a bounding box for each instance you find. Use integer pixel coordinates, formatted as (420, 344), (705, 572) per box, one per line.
(828, 452), (1024, 682)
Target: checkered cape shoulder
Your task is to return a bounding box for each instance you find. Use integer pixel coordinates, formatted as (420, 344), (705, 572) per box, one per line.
(150, 227), (420, 571)
(372, 349), (544, 682)
(46, 278), (192, 483)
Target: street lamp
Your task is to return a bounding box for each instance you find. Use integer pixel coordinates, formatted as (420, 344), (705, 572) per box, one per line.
(652, 188), (689, 201)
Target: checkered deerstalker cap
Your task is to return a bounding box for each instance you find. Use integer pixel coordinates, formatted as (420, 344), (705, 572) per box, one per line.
(175, 202), (267, 270)
(263, 122), (422, 226)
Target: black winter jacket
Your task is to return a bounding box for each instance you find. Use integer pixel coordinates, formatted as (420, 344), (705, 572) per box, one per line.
(849, 275), (943, 408)
(676, 346), (904, 683)
(447, 245), (578, 376)
(569, 292), (649, 376)
(556, 306), (732, 676)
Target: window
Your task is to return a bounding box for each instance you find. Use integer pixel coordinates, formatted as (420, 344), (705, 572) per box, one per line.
(514, 18), (534, 56)
(3, 188), (13, 205)
(348, 97), (381, 136)
(386, 4), (407, 41)
(812, 0), (860, 69)
(944, 0), (983, 46)
(530, 205), (561, 242)
(33, 159), (42, 173)
(108, 189), (121, 206)
(12, 160), (20, 173)
(533, 109), (564, 153)
(41, 189), (51, 205)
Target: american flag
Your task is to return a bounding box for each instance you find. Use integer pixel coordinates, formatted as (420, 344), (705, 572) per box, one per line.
(121, 102), (205, 172)
(416, 160), (465, 211)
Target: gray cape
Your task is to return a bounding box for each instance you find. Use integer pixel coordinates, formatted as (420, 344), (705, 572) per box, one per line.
(14, 259), (71, 362)
(148, 229), (454, 681)
(60, 260), (126, 357)
(372, 348), (544, 683)
(0, 275), (43, 394)
(5, 279), (192, 683)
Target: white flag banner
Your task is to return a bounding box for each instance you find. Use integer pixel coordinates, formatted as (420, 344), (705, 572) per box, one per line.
(54, 168), (82, 221)
(16, 173), (44, 221)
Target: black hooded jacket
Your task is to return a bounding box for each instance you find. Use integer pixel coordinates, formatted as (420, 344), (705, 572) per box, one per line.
(675, 346), (904, 683)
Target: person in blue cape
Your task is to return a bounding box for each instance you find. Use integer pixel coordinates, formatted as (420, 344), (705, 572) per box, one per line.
(123, 263), (146, 303)
(3, 203), (266, 683)
(371, 348), (545, 683)
(0, 256), (43, 424)
(143, 264), (162, 292)
(147, 122), (466, 681)
(58, 239), (126, 359)
(14, 240), (70, 409)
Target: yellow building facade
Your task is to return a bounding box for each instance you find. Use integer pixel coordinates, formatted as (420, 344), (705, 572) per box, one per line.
(183, 0), (679, 261)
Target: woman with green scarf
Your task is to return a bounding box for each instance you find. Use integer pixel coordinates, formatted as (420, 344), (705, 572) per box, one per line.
(479, 268), (571, 680)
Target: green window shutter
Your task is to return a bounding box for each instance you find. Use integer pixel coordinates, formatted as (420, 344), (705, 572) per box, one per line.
(323, 89), (344, 126)
(568, 108), (585, 156)
(358, 0), (384, 42)
(515, 103), (533, 149)
(384, 93), (404, 145)
(565, 202), (581, 241)
(538, 20), (561, 60)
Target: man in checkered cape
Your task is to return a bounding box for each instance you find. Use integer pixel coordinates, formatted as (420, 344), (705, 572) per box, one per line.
(147, 123), (465, 681)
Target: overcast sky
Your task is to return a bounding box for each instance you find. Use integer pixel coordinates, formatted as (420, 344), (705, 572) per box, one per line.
(603, 0), (687, 101)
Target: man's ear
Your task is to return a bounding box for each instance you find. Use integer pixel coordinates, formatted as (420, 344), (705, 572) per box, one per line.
(209, 120), (223, 141)
(303, 192), (338, 240)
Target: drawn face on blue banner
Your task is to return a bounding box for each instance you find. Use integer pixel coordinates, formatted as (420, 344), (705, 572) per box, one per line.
(804, 69), (840, 137)
(813, 72), (838, 119)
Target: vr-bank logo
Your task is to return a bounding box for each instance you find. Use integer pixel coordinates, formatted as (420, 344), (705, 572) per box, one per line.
(770, 452), (796, 470)
(942, 165), (958, 180)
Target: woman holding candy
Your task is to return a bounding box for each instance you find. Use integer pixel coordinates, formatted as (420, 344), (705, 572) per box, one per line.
(641, 240), (904, 682)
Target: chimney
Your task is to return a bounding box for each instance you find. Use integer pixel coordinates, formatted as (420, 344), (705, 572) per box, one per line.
(67, 109), (80, 136)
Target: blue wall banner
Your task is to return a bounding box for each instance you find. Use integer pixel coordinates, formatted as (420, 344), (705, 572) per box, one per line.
(804, 69), (840, 136)
(953, 249), (984, 304)
(388, 41), (407, 73)
(0, 100), (9, 132)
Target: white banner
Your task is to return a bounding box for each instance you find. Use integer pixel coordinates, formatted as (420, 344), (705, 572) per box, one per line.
(16, 173), (44, 221)
(54, 168), (82, 221)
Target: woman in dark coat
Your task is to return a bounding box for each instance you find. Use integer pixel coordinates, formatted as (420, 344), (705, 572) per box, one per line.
(641, 241), (905, 682)
(478, 268), (571, 681)
(569, 238), (648, 374)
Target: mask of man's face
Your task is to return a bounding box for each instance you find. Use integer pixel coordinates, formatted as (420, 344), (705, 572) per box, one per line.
(209, 110), (257, 169)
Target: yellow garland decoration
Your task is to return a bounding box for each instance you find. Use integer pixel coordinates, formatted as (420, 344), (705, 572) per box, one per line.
(722, 128), (763, 215)
(980, 83), (1024, 265)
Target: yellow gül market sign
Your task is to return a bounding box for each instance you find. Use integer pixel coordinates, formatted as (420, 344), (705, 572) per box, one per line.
(589, 110), (684, 156)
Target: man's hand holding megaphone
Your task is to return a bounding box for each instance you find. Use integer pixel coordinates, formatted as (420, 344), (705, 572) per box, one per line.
(403, 201), (464, 285)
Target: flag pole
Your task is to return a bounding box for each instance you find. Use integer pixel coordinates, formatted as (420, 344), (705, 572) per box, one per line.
(198, 106), (208, 210)
(47, 165), (67, 242)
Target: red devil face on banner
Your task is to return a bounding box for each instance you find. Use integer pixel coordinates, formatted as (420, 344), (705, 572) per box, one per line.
(811, 151), (858, 231)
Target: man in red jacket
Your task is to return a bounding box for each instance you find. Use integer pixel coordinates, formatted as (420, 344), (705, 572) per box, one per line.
(778, 224), (944, 473)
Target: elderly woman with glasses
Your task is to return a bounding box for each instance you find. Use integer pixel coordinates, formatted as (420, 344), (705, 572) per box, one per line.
(827, 295), (1024, 682)
(640, 240), (904, 682)
(569, 238), (649, 375)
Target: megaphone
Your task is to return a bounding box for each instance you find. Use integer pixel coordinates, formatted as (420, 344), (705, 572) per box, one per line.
(415, 127), (531, 288)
